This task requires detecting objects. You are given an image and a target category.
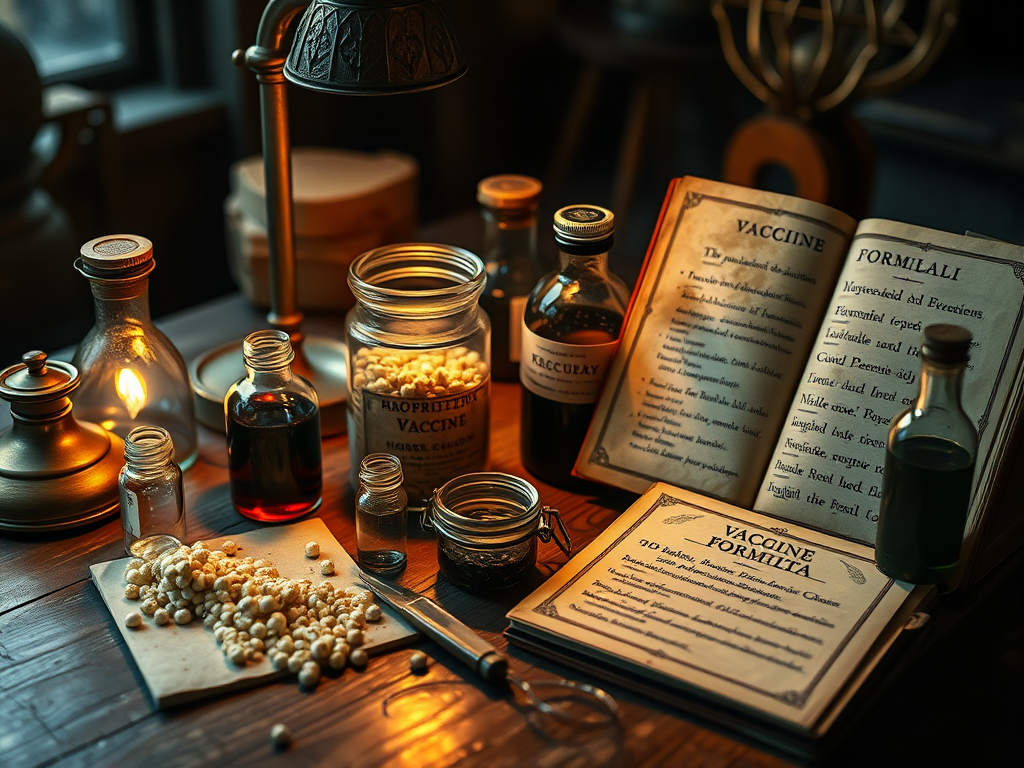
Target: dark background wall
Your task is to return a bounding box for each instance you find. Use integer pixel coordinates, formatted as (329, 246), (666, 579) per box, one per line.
(2, 0), (1021, 364)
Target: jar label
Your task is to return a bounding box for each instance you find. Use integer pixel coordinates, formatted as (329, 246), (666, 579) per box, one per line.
(508, 296), (528, 363)
(520, 322), (618, 404)
(121, 488), (141, 538)
(360, 379), (490, 502)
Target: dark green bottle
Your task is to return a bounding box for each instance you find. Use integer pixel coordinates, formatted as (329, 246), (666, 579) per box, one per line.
(875, 325), (977, 584)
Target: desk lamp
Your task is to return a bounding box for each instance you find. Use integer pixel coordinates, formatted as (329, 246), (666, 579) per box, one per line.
(191, 0), (466, 435)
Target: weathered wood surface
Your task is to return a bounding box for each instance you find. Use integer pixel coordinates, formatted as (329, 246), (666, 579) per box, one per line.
(1, 293), (1020, 768)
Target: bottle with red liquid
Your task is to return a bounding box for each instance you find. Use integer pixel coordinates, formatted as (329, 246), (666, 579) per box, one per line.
(519, 204), (630, 486)
(225, 329), (322, 521)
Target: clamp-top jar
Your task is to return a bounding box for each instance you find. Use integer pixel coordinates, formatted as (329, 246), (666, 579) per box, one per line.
(423, 472), (571, 591)
(346, 244), (491, 502)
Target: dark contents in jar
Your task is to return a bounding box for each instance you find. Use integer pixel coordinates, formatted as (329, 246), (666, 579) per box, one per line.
(437, 535), (538, 591)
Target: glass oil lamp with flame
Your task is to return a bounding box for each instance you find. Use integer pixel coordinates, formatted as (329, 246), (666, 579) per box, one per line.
(71, 234), (198, 469)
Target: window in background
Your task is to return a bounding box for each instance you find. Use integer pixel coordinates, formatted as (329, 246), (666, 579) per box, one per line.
(0, 0), (136, 83)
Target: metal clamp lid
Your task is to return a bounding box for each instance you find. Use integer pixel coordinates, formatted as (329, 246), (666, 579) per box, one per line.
(536, 505), (572, 557)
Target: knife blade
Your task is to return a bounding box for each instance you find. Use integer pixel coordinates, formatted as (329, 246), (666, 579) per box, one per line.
(359, 570), (509, 683)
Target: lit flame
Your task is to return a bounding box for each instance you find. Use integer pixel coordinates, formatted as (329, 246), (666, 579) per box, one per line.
(116, 368), (147, 419)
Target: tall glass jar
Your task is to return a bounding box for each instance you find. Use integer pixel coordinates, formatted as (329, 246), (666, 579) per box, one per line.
(875, 324), (978, 584)
(119, 425), (185, 556)
(346, 244), (490, 504)
(476, 174), (545, 382)
(72, 234), (198, 469)
(225, 329), (323, 522)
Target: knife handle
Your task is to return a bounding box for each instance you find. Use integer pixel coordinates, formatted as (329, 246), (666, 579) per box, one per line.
(408, 597), (509, 683)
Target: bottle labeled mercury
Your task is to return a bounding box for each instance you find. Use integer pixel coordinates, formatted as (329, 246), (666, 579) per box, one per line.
(874, 324), (978, 584)
(225, 330), (323, 522)
(519, 205), (630, 486)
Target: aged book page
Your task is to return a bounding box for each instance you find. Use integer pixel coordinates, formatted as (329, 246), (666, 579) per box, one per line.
(577, 177), (856, 504)
(755, 220), (1024, 546)
(506, 483), (920, 731)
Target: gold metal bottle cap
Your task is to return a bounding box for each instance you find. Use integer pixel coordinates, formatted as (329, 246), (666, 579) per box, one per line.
(553, 205), (615, 243)
(476, 175), (542, 210)
(80, 234), (154, 271)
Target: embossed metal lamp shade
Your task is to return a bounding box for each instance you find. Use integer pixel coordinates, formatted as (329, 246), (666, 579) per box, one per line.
(285, 0), (466, 95)
(191, 0), (465, 436)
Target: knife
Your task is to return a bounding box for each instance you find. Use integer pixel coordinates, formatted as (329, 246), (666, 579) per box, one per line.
(359, 570), (509, 683)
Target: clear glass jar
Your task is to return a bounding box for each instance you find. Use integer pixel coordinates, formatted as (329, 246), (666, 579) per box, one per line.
(424, 472), (571, 591)
(875, 324), (978, 584)
(476, 174), (545, 382)
(519, 205), (631, 487)
(356, 453), (408, 575)
(346, 243), (491, 503)
(72, 234), (198, 469)
(119, 425), (185, 556)
(225, 329), (323, 522)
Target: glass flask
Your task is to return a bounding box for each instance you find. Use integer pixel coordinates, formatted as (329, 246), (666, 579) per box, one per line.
(119, 425), (185, 556)
(356, 453), (408, 575)
(875, 324), (978, 584)
(519, 205), (630, 487)
(72, 234), (198, 469)
(476, 174), (545, 381)
(225, 329), (323, 522)
(346, 243), (490, 504)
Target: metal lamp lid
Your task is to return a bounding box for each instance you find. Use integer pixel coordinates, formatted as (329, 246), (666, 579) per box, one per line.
(0, 350), (77, 401)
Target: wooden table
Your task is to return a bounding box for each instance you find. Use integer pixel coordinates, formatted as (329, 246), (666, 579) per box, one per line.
(1, 293), (1021, 768)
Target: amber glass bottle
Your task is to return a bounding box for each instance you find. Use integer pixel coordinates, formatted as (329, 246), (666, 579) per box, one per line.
(476, 174), (545, 381)
(519, 205), (630, 486)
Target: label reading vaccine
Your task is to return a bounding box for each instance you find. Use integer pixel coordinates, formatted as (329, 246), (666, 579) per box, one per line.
(520, 321), (618, 404)
(360, 380), (490, 501)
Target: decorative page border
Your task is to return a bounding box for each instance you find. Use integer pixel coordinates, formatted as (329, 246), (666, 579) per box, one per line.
(531, 491), (893, 710)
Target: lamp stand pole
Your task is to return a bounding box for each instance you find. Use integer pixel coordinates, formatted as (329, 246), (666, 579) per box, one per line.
(190, 0), (349, 436)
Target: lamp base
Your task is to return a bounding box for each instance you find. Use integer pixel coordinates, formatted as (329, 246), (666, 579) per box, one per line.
(191, 334), (347, 437)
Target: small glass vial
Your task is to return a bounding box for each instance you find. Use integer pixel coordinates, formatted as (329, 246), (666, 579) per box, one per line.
(356, 453), (408, 575)
(519, 205), (631, 487)
(225, 329), (323, 522)
(119, 425), (185, 556)
(73, 235), (198, 470)
(875, 324), (978, 584)
(476, 174), (545, 382)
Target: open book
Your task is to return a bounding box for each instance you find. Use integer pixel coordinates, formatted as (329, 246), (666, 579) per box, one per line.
(506, 483), (930, 755)
(574, 177), (1024, 586)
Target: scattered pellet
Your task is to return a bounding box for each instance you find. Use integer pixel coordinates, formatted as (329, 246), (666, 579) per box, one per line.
(270, 723), (291, 750)
(410, 651), (428, 672)
(304, 541), (320, 558)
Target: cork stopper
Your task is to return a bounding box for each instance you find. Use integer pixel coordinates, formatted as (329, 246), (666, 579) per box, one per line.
(921, 324), (972, 364)
(476, 175), (542, 210)
(80, 235), (154, 272)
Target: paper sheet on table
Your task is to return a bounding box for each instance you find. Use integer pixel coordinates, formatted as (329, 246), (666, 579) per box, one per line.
(91, 518), (418, 708)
